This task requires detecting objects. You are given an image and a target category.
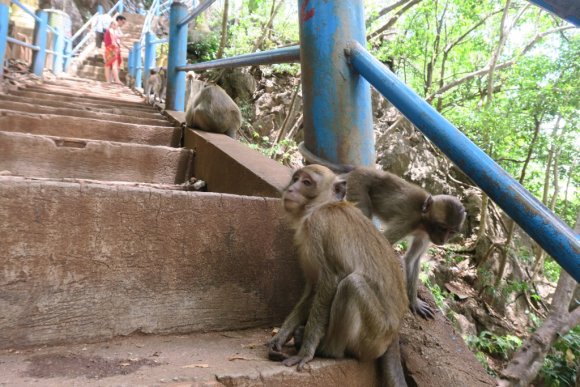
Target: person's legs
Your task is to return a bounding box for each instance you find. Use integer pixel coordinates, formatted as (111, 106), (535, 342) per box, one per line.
(112, 61), (121, 84)
(104, 65), (111, 83)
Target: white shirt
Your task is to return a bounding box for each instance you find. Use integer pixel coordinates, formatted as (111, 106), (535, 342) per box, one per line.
(94, 14), (113, 33)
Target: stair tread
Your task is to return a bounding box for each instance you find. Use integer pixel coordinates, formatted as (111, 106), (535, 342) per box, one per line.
(0, 328), (374, 387)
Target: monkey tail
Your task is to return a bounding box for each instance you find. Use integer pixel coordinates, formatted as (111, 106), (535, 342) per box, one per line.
(380, 335), (408, 387)
(298, 142), (355, 173)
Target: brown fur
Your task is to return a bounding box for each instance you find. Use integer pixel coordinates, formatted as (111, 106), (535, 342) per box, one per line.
(184, 72), (241, 139)
(269, 165), (408, 387)
(345, 167), (466, 319)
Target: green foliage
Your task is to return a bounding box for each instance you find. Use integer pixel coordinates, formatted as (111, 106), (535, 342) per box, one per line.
(543, 259), (561, 283)
(242, 131), (297, 165)
(540, 327), (579, 386)
(466, 331), (523, 360)
(420, 262), (449, 312)
(187, 32), (220, 62)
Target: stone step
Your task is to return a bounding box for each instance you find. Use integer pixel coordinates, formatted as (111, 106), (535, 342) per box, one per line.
(0, 93), (164, 119)
(0, 176), (295, 348)
(0, 131), (192, 183)
(0, 328), (377, 387)
(22, 84), (142, 103)
(11, 89), (150, 110)
(0, 109), (177, 146)
(0, 100), (172, 127)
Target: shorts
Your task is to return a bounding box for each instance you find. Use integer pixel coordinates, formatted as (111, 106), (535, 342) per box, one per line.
(95, 31), (104, 49)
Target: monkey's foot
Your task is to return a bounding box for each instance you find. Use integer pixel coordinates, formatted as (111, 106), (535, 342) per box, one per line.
(411, 299), (435, 319)
(282, 355), (313, 371)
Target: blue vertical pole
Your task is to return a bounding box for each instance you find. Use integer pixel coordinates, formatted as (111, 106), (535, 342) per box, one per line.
(31, 10), (49, 76)
(63, 38), (72, 71)
(128, 47), (134, 83)
(97, 4), (104, 14)
(118, 0), (124, 14)
(134, 40), (142, 88)
(144, 31), (156, 91)
(0, 2), (9, 78)
(52, 30), (64, 74)
(297, 0), (373, 166)
(166, 1), (188, 111)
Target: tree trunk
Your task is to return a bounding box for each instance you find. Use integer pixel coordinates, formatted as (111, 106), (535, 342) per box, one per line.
(252, 0), (282, 52)
(498, 212), (580, 386)
(367, 0), (422, 41)
(494, 117), (541, 286)
(216, 0), (229, 59)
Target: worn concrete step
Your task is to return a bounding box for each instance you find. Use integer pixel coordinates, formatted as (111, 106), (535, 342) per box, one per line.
(0, 176), (296, 348)
(0, 93), (163, 118)
(0, 131), (192, 183)
(0, 100), (172, 127)
(11, 89), (151, 110)
(0, 329), (377, 386)
(22, 84), (142, 103)
(0, 110), (179, 146)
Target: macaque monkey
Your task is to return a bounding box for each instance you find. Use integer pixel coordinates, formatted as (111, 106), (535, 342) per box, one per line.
(184, 71), (242, 139)
(269, 165), (408, 387)
(346, 167), (466, 319)
(146, 67), (166, 104)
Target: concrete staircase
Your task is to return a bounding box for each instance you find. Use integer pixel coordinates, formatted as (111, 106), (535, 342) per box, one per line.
(73, 14), (146, 82)
(0, 73), (494, 385)
(0, 74), (379, 386)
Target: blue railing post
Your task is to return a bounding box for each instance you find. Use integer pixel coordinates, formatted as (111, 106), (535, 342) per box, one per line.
(0, 2), (9, 79)
(52, 30), (64, 74)
(97, 4), (104, 14)
(31, 9), (49, 76)
(144, 31), (156, 91)
(134, 40), (142, 88)
(297, 0), (374, 166)
(118, 0), (124, 14)
(63, 38), (72, 71)
(166, 1), (188, 111)
(128, 47), (134, 84)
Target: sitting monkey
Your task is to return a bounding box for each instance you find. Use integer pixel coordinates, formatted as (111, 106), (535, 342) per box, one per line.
(269, 165), (408, 387)
(184, 71), (242, 139)
(146, 67), (166, 104)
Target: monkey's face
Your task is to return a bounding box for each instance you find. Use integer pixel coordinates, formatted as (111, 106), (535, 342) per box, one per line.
(282, 165), (344, 216)
(425, 196), (466, 245)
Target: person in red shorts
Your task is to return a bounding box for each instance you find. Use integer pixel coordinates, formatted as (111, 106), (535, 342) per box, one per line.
(103, 15), (127, 84)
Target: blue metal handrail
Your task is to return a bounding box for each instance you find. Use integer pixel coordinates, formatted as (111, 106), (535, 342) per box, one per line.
(178, 0), (216, 27)
(347, 41), (579, 280)
(10, 0), (40, 22)
(6, 36), (39, 51)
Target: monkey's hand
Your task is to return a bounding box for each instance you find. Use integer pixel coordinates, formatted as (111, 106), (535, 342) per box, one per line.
(282, 354), (313, 371)
(411, 298), (435, 319)
(267, 335), (289, 361)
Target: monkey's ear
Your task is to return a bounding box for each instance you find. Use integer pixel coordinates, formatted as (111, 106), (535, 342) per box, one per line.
(333, 180), (347, 200)
(422, 195), (433, 213)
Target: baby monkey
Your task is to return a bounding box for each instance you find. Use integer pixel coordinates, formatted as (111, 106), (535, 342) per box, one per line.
(346, 167), (465, 319)
(269, 165), (408, 387)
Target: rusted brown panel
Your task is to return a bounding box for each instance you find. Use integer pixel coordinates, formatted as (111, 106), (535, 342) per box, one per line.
(0, 177), (302, 348)
(184, 128), (292, 198)
(0, 131), (192, 183)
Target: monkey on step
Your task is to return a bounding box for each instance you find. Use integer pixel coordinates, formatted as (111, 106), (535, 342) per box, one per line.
(346, 167), (465, 319)
(269, 165), (408, 387)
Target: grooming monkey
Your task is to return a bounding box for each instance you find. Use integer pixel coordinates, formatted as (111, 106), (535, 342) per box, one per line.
(346, 167), (465, 319)
(297, 146), (465, 319)
(146, 67), (166, 104)
(269, 165), (408, 387)
(184, 71), (242, 139)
